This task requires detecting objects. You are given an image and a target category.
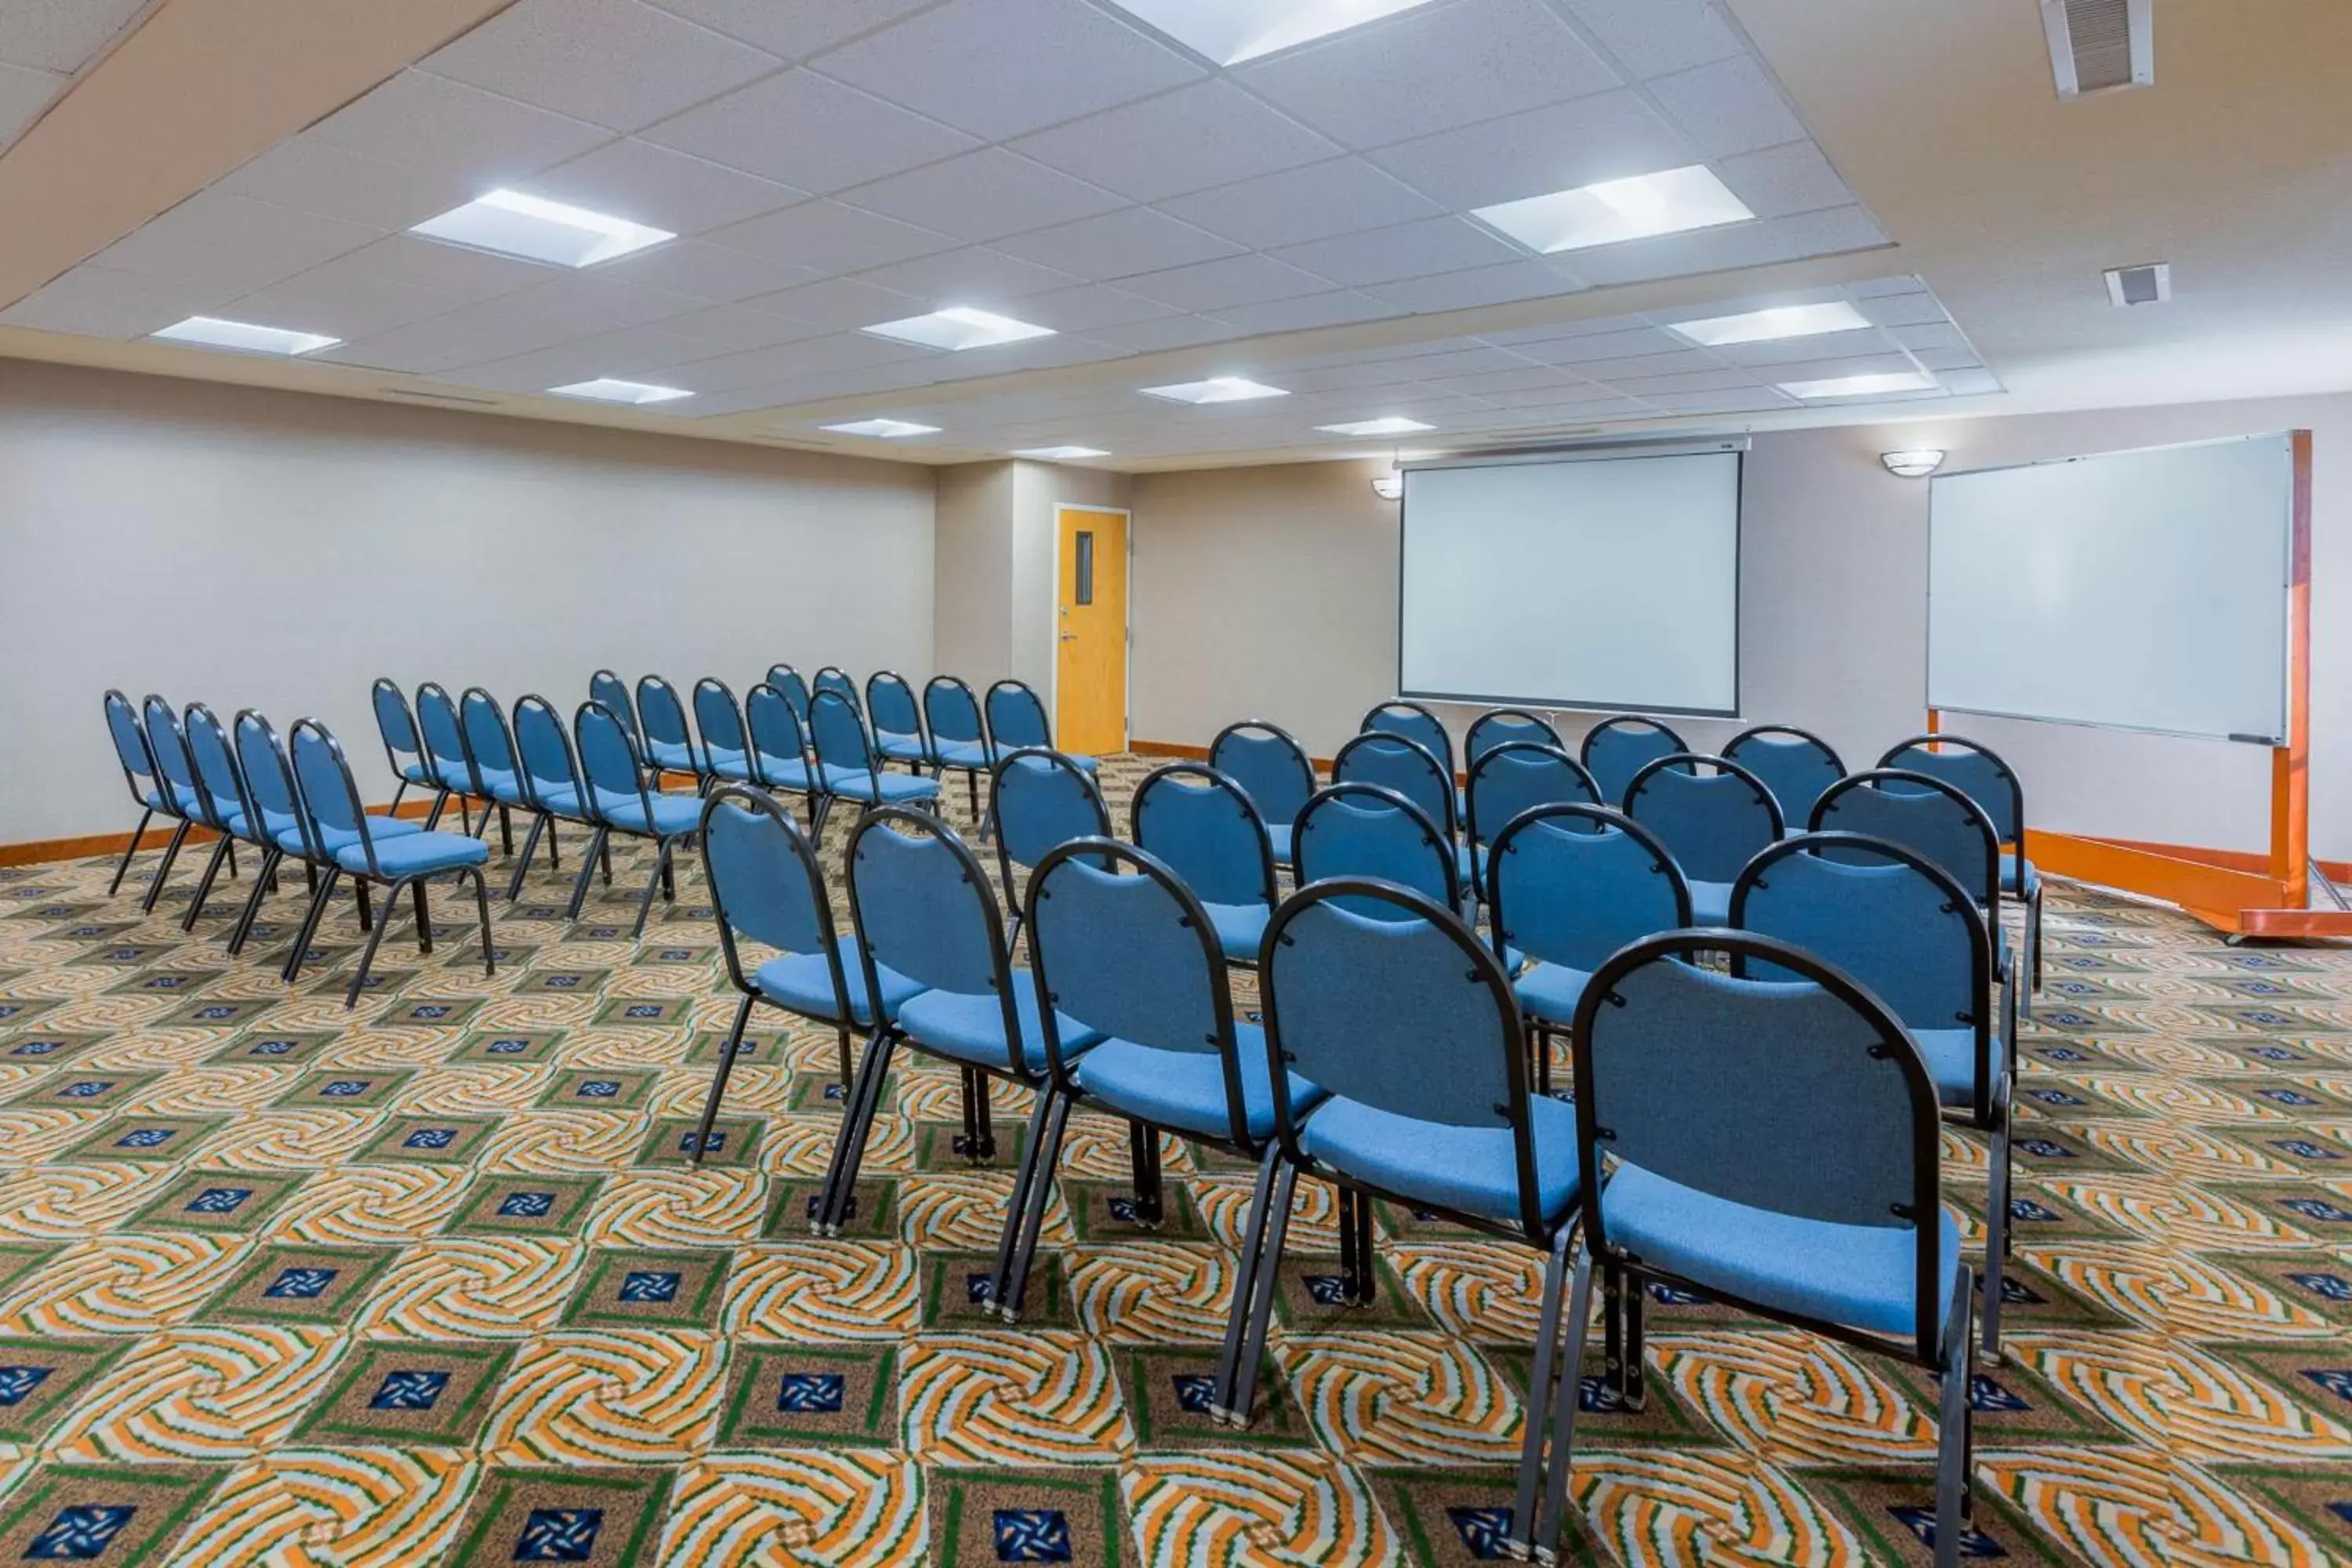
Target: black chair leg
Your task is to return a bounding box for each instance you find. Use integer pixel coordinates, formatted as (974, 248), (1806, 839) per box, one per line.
(282, 868), (340, 983)
(969, 1069), (996, 1163)
(1213, 1145), (1283, 1421)
(497, 804), (513, 856)
(1128, 1121), (1163, 1229)
(1535, 1245), (1598, 1560)
(107, 810), (153, 896)
(347, 877), (412, 1008)
(468, 868), (496, 978)
(833, 1023), (854, 1089)
(999, 1089), (1073, 1320)
(424, 789), (449, 830)
(140, 819), (192, 912)
(227, 848), (282, 956)
(989, 1087), (1062, 1317)
(568, 827), (609, 919)
(547, 818), (561, 869)
(354, 879), (373, 934)
(507, 815), (549, 902)
(819, 1031), (898, 1236)
(1508, 1227), (1576, 1559)
(631, 838), (670, 938)
(690, 993), (758, 1167)
(412, 880), (433, 954)
(1224, 1160), (1298, 1425)
(182, 838), (234, 931)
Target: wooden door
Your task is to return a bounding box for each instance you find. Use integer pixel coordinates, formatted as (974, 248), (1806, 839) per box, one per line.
(1054, 506), (1127, 754)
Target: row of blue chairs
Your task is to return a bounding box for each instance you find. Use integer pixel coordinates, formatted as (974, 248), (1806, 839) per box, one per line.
(692, 788), (1989, 1566)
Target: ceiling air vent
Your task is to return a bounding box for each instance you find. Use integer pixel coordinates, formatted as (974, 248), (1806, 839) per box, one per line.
(2042, 0), (2152, 97)
(378, 387), (502, 407)
(2103, 262), (2171, 307)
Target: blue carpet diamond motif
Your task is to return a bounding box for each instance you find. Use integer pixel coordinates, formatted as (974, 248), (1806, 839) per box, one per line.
(2289, 1272), (2352, 1301)
(2331, 1501), (2352, 1526)
(25, 1504), (137, 1559)
(1969, 1375), (2031, 1412)
(12, 1041), (60, 1056)
(1999, 1276), (2048, 1305)
(1577, 1375), (1636, 1414)
(1447, 1505), (1516, 1559)
(1171, 1374), (1218, 1413)
(965, 1274), (996, 1305)
(192, 1005), (238, 1021)
(245, 1040), (296, 1055)
(991, 1508), (1073, 1563)
(2247, 1046), (2303, 1062)
(624, 1005), (662, 1018)
(499, 1192), (555, 1218)
(0, 1365), (53, 1405)
(60, 1082), (114, 1098)
(676, 1131), (724, 1154)
(2303, 1369), (2352, 1403)
(775, 1373), (845, 1412)
(187, 1187), (252, 1214)
(2260, 1089), (2321, 1106)
(542, 975), (583, 989)
(263, 1268), (338, 1299)
(1305, 1275), (1352, 1305)
(2016, 1138), (2075, 1159)
(2035, 1047), (2089, 1062)
(575, 1080), (621, 1098)
(368, 1370), (449, 1410)
(320, 1080), (371, 1098)
(2009, 1199), (2062, 1222)
(488, 1040), (530, 1054)
(404, 1128), (457, 1149)
(513, 1507), (602, 1562)
(1889, 1505), (2006, 1558)
(2274, 1139), (2342, 1160)
(114, 1129), (174, 1149)
(1646, 1283), (1708, 1305)
(2284, 1199), (2352, 1223)
(409, 1006), (451, 1020)
(619, 1271), (681, 1302)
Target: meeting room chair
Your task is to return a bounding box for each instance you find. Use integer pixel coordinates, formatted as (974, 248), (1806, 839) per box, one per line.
(1882, 735), (2042, 997)
(1130, 763), (1279, 965)
(137, 694), (210, 913)
(414, 683), (485, 835)
(459, 688), (529, 855)
(1558, 931), (1976, 1568)
(813, 666), (862, 712)
(989, 747), (1111, 932)
(866, 671), (931, 775)
(234, 710), (398, 966)
(691, 677), (756, 792)
(635, 675), (700, 783)
(1813, 769), (2018, 1017)
(1621, 753), (1783, 924)
(766, 665), (814, 732)
(510, 694), (603, 902)
(589, 670), (641, 757)
(1465, 707), (1564, 765)
(1581, 714), (1688, 807)
(985, 678), (1097, 773)
(101, 688), (170, 897)
(289, 719), (495, 1009)
(1290, 782), (1461, 917)
(176, 702), (262, 935)
(1486, 802), (1689, 1096)
(1723, 724), (1846, 829)
(923, 675), (993, 823)
(1224, 878), (1584, 1561)
(1330, 731), (1468, 904)
(815, 808), (1107, 1236)
(745, 681), (822, 831)
(371, 678), (433, 816)
(574, 700), (704, 936)
(1462, 742), (1599, 900)
(989, 838), (1323, 1330)
(1732, 831), (2015, 1356)
(808, 688), (942, 846)
(692, 786), (916, 1161)
(1361, 699), (1456, 781)
(1207, 720), (1316, 868)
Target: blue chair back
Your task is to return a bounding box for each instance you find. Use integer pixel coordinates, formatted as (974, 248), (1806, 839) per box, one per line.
(984, 679), (1054, 757)
(1465, 708), (1563, 764)
(746, 684), (811, 786)
(1488, 804), (1690, 975)
(1465, 742), (1597, 851)
(514, 695), (586, 814)
(415, 684), (477, 795)
(768, 666), (813, 729)
(693, 678), (749, 768)
(183, 702), (253, 837)
(846, 809), (1013, 1041)
(1293, 782), (1458, 917)
(141, 694), (197, 804)
(1363, 701), (1454, 779)
(1624, 753), (1783, 885)
(1725, 725), (1846, 827)
(814, 668), (862, 712)
(868, 672), (924, 744)
(1582, 715), (1687, 806)
(104, 689), (158, 801)
(993, 748), (1110, 873)
(590, 670), (639, 743)
(924, 676), (984, 748)
(1332, 731), (1455, 837)
(1570, 930), (1942, 1358)
(289, 720), (378, 873)
(700, 786), (840, 997)
(1130, 764), (1276, 910)
(1813, 770), (2001, 912)
(1878, 735), (2024, 845)
(1208, 720), (1316, 830)
(808, 689), (876, 776)
(637, 676), (695, 765)
(235, 711), (310, 856)
(460, 688), (518, 782)
(372, 678), (423, 775)
(575, 701), (657, 828)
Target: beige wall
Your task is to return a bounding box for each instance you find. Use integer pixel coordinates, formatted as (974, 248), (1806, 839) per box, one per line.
(1131, 393), (2352, 858)
(3, 360), (935, 844)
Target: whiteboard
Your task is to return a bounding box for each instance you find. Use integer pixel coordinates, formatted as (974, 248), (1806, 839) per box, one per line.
(1926, 434), (2293, 743)
(1399, 449), (1741, 715)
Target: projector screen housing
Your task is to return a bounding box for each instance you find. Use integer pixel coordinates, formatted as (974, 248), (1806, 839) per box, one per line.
(1397, 445), (1744, 717)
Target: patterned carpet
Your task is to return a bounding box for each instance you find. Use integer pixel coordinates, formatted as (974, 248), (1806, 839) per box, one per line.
(0, 754), (2348, 1566)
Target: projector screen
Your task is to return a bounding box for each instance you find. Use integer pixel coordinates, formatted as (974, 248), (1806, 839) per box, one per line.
(1927, 434), (2294, 743)
(1399, 448), (1742, 715)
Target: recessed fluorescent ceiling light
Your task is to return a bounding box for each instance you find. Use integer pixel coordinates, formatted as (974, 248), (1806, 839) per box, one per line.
(1010, 445), (1109, 459)
(1102, 0), (1443, 64)
(822, 418), (941, 437)
(548, 378), (693, 405)
(1474, 165), (1753, 254)
(1316, 416), (1435, 437)
(1778, 371), (1940, 399)
(151, 316), (339, 356)
(1667, 301), (1872, 346)
(1140, 377), (1289, 404)
(863, 307), (1054, 350)
(411, 189), (673, 267)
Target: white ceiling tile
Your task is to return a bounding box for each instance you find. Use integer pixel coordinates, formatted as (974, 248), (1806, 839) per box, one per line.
(285, 235), (557, 306)
(641, 70), (976, 193)
(1889, 321), (1969, 353)
(1644, 55), (1805, 158)
(1120, 252), (1332, 312)
(1856, 292), (1950, 328)
(1707, 327), (1892, 368)
(1760, 350), (1921, 382)
(1600, 367), (1759, 395)
(811, 0), (1200, 141)
(1558, 0), (1744, 79)
(1472, 385), (1644, 411)
(219, 139), (478, 231)
(1267, 216), (1522, 287)
(1155, 156), (1439, 249)
(0, 60), (61, 146)
(1849, 274), (1928, 299)
(1768, 205), (1890, 256)
(519, 138), (804, 235)
(590, 238), (818, 300)
(218, 270), (472, 341)
(1474, 400), (1651, 425)
(1910, 347), (1982, 372)
(920, 333), (1127, 379)
(1421, 365), (1586, 396)
(0, 264), (222, 339)
(1207, 290), (1396, 335)
(1638, 387), (1796, 414)
(1011, 78), (1340, 205)
(1940, 368), (2002, 397)
(655, 301), (833, 347)
(1355, 344), (1528, 379)
(308, 69), (612, 187)
(317, 274), (702, 373)
(1012, 283), (1181, 332)
(739, 276), (931, 329)
(640, 0), (937, 62)
(1084, 314), (1247, 353)
(993, 206), (1240, 280)
(1369, 90), (1693, 210)
(1567, 349), (1716, 377)
(852, 245), (1080, 303)
(91, 191), (382, 298)
(1362, 259), (1579, 314)
(445, 323), (739, 390)
(838, 148), (1124, 243)
(1232, 0), (1621, 150)
(706, 200), (957, 272)
(423, 0), (782, 132)
(1715, 140), (1852, 220)
(1564, 219), (1797, 286)
(1512, 326), (1685, 362)
(760, 358), (957, 403)
(0, 0), (148, 74)
(661, 331), (935, 391)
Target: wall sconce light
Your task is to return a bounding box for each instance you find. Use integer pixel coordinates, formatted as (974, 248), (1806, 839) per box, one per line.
(1370, 471), (1403, 501)
(1880, 448), (1947, 478)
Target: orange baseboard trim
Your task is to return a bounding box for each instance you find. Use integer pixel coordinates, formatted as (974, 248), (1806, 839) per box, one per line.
(1132, 738), (1344, 769)
(0, 792), (463, 868)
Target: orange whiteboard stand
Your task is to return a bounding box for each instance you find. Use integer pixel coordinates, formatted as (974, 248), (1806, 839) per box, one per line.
(1940, 430), (2351, 938)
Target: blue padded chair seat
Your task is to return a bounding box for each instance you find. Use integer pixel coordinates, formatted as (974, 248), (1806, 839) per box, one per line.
(1266, 824), (1293, 866)
(755, 936), (924, 1028)
(1299, 1094), (1581, 1225)
(1061, 753), (1101, 775)
(894, 975), (1103, 1077)
(1600, 1164), (1961, 1337)
(476, 767), (528, 805)
(825, 770), (941, 806)
(400, 760), (433, 785)
(140, 787), (168, 811)
(2002, 851), (2040, 898)
(1689, 880), (1733, 926)
(167, 784), (210, 816)
(599, 793), (703, 837)
(1074, 1024), (1323, 1142)
(1204, 902), (1271, 965)
(332, 829), (489, 877)
(705, 746), (754, 782)
(267, 810), (423, 855)
(647, 740), (696, 771)
(529, 786), (586, 818)
(755, 755), (818, 792)
(876, 732), (928, 763)
(1512, 960), (1592, 1028)
(1910, 1028), (2004, 1110)
(933, 739), (989, 769)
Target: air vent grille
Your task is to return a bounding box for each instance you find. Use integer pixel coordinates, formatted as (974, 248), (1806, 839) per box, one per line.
(2042, 0), (2151, 97)
(2103, 263), (2171, 307)
(378, 387), (501, 407)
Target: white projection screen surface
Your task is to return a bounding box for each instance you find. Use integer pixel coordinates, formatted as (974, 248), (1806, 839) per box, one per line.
(1399, 449), (1742, 715)
(1927, 434), (2294, 743)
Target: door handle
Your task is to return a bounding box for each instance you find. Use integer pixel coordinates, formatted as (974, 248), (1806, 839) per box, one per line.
(1059, 633), (1077, 641)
